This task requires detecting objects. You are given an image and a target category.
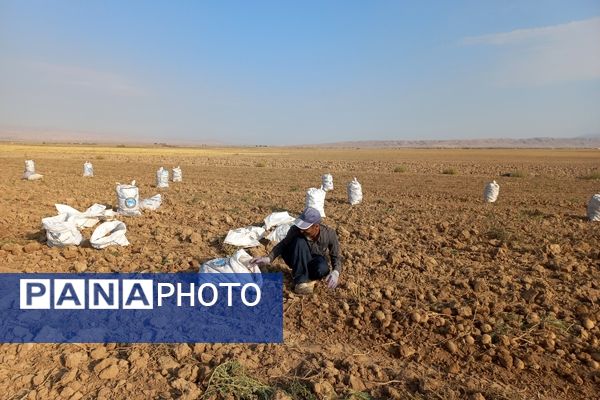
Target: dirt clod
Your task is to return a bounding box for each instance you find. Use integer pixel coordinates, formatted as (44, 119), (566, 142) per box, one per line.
(64, 352), (86, 369)
(446, 340), (458, 354)
(90, 347), (108, 360)
(98, 364), (119, 380)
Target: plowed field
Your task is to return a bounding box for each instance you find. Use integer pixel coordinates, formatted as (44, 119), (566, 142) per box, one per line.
(0, 144), (598, 400)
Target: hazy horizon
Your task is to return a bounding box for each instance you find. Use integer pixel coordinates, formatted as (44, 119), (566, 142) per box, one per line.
(2, 127), (599, 148)
(1, 1), (599, 145)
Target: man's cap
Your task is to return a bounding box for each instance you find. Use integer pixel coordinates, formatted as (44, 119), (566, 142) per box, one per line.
(294, 207), (322, 230)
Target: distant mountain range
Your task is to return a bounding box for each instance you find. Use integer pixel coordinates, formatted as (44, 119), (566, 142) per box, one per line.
(0, 128), (224, 146)
(1, 128), (599, 148)
(305, 135), (600, 149)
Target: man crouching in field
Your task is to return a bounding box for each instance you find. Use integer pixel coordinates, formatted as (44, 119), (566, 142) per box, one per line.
(250, 207), (341, 295)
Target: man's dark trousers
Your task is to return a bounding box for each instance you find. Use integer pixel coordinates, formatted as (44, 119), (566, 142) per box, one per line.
(281, 236), (329, 284)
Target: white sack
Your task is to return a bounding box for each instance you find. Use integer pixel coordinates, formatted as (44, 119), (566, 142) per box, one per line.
(483, 180), (500, 203)
(23, 172), (43, 180)
(83, 161), (94, 177)
(266, 222), (292, 244)
(41, 214), (82, 247)
(90, 221), (129, 249)
(229, 249), (261, 275)
(102, 209), (117, 221)
(305, 187), (326, 217)
(25, 160), (35, 173)
(156, 167), (169, 188)
(263, 211), (295, 230)
(116, 181), (141, 216)
(587, 194), (600, 222)
(55, 203), (106, 229)
(140, 194), (162, 210)
(322, 173), (334, 191)
(54, 204), (81, 216)
(199, 249), (262, 285)
(23, 160), (40, 179)
(200, 257), (230, 274)
(224, 226), (266, 248)
(347, 177), (363, 205)
(172, 166), (182, 182)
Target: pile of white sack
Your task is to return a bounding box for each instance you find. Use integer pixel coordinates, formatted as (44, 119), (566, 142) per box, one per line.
(41, 203), (129, 249)
(224, 226), (266, 248)
(22, 160), (43, 181)
(156, 167), (169, 188)
(483, 180), (500, 203)
(54, 203), (107, 229)
(116, 181), (162, 215)
(223, 211), (296, 248)
(172, 166), (182, 182)
(89, 221), (129, 249)
(40, 178), (163, 249)
(587, 194), (600, 222)
(347, 177), (363, 205)
(83, 161), (94, 177)
(263, 211), (295, 244)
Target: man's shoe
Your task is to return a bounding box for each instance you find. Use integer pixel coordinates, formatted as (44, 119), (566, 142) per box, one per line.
(294, 281), (315, 295)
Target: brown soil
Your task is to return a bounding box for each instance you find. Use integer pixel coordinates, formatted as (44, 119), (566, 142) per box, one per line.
(0, 145), (599, 400)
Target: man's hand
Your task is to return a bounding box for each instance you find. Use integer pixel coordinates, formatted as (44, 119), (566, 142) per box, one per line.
(250, 256), (270, 267)
(325, 270), (339, 289)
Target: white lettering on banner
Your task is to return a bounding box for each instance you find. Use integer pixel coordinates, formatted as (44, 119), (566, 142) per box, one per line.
(18, 279), (262, 309)
(219, 282), (241, 306)
(198, 283), (218, 306)
(241, 283), (261, 306)
(157, 283), (175, 306)
(177, 282), (195, 307)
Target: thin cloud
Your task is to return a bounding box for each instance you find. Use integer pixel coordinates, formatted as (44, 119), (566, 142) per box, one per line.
(30, 62), (148, 97)
(461, 17), (600, 85)
(462, 17), (600, 45)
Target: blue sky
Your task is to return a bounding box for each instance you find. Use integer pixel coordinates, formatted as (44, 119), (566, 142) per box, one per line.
(1, 1), (599, 145)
